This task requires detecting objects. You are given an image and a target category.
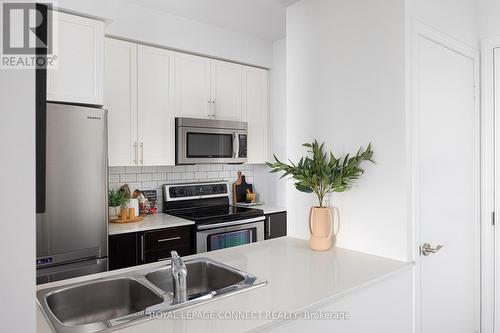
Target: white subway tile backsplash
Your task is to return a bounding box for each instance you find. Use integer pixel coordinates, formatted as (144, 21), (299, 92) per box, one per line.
(185, 165), (198, 172)
(218, 171), (230, 178)
(109, 164), (256, 206)
(153, 173), (167, 181)
(141, 181), (158, 189)
(198, 165), (211, 172)
(206, 171), (218, 178)
(210, 164), (223, 171)
(182, 172), (195, 180)
(109, 166), (125, 174)
(108, 174), (120, 183)
(137, 173), (153, 181)
(142, 166), (157, 173)
(168, 172), (182, 180)
(120, 174), (137, 182)
(157, 166), (171, 172)
(195, 172), (207, 179)
(171, 165), (186, 173)
(125, 166), (141, 174)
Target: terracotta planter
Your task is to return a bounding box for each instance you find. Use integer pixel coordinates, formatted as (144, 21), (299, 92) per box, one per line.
(308, 206), (340, 251)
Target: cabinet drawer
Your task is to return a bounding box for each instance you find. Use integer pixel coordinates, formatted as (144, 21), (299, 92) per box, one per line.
(144, 246), (191, 264)
(144, 226), (191, 252)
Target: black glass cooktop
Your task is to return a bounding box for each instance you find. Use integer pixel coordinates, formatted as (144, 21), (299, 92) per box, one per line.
(169, 205), (263, 225)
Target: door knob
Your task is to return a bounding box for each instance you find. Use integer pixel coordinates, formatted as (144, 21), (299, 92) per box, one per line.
(420, 243), (444, 256)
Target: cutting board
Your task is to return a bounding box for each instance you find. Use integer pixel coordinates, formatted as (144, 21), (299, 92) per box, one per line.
(234, 175), (254, 203)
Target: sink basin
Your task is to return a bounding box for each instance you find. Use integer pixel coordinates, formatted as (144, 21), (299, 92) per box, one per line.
(145, 259), (246, 299)
(37, 258), (266, 332)
(38, 277), (164, 331)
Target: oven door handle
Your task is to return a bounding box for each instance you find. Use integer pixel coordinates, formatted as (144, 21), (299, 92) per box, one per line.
(197, 216), (265, 230)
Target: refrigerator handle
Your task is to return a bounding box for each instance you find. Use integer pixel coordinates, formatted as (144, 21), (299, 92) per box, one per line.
(36, 3), (48, 214)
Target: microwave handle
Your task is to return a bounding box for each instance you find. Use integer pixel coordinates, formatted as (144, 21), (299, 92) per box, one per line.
(233, 132), (239, 158)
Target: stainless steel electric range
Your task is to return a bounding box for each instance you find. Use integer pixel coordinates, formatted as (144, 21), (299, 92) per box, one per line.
(163, 182), (265, 253)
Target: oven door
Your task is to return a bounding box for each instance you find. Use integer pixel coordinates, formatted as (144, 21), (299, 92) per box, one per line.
(177, 126), (247, 165)
(196, 217), (265, 253)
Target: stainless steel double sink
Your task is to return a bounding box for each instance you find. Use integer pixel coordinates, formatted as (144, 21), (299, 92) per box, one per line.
(37, 258), (267, 333)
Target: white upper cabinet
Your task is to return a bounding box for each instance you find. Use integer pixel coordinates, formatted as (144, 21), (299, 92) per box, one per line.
(175, 54), (243, 121)
(243, 67), (269, 164)
(138, 45), (175, 166)
(105, 37), (271, 166)
(211, 60), (243, 121)
(47, 12), (104, 105)
(174, 53), (212, 119)
(104, 39), (138, 167)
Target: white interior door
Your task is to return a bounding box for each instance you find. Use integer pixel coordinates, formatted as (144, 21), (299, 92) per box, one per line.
(104, 38), (138, 166)
(413, 27), (479, 333)
(211, 60), (243, 121)
(174, 53), (211, 119)
(494, 47), (500, 333)
(138, 45), (175, 166)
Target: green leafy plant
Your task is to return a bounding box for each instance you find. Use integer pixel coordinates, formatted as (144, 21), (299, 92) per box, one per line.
(266, 140), (374, 208)
(108, 189), (129, 208)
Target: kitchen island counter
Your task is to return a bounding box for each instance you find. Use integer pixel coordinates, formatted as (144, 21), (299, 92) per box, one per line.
(37, 237), (412, 333)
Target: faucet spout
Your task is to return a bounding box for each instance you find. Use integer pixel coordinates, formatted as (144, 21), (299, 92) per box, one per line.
(171, 251), (187, 304)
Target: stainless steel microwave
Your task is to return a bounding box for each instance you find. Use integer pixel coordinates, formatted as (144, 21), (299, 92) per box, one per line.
(175, 117), (248, 165)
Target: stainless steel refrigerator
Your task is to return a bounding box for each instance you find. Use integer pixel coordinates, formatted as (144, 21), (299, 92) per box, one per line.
(36, 103), (108, 284)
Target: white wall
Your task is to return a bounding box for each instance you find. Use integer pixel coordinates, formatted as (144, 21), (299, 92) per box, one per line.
(0, 51), (36, 333)
(286, 0), (407, 260)
(254, 38), (287, 207)
(407, 0), (479, 47)
(57, 0), (274, 68)
(478, 0), (500, 38)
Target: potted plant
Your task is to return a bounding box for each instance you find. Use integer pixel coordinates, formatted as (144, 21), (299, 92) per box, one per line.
(108, 189), (129, 219)
(267, 140), (373, 251)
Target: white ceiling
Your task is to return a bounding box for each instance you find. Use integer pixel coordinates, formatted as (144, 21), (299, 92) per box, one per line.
(122, 0), (299, 41)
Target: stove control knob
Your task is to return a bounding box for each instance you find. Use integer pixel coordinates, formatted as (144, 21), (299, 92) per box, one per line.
(212, 185), (218, 193)
(219, 185), (226, 193)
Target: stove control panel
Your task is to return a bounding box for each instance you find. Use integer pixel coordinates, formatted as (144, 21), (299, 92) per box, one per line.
(166, 182), (229, 200)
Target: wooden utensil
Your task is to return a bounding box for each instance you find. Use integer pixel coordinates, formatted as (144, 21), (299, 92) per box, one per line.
(232, 171), (243, 204)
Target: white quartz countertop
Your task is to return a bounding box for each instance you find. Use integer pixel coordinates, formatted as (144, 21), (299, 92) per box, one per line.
(233, 204), (286, 215)
(36, 237), (411, 333)
(108, 213), (194, 235)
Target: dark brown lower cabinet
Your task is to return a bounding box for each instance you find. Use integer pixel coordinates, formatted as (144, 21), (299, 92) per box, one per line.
(109, 233), (139, 270)
(109, 225), (194, 270)
(264, 212), (287, 240)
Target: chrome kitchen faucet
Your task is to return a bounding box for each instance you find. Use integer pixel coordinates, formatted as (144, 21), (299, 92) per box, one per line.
(171, 251), (187, 303)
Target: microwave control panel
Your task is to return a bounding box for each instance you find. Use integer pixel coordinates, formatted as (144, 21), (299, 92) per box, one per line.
(238, 134), (247, 158)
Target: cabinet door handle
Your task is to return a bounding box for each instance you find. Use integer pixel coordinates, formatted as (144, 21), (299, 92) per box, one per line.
(266, 216), (271, 239)
(212, 99), (216, 118)
(134, 142), (138, 165)
(140, 142), (144, 165)
(158, 236), (181, 243)
(140, 234), (145, 262)
(157, 258), (169, 262)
